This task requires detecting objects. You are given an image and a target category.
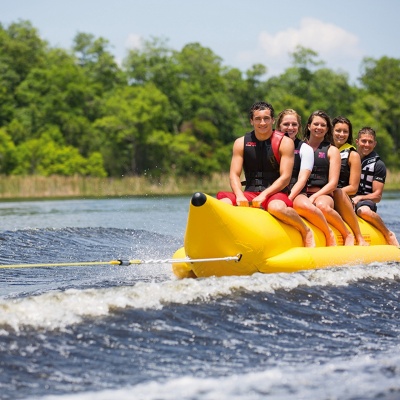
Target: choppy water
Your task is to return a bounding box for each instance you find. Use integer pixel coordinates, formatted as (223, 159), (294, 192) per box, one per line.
(0, 193), (400, 400)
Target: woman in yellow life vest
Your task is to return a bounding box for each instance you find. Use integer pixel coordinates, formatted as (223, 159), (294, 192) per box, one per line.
(332, 116), (368, 245)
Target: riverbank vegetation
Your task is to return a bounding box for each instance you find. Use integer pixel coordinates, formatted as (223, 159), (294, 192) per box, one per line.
(0, 174), (232, 199)
(0, 173), (398, 200)
(0, 20), (399, 198)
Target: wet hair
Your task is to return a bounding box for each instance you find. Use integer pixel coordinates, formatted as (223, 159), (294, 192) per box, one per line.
(332, 116), (353, 144)
(276, 109), (302, 133)
(249, 101), (275, 119)
(303, 110), (333, 143)
(357, 126), (376, 140)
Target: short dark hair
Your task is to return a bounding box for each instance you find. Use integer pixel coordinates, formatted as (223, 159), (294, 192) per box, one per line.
(303, 110), (333, 143)
(332, 116), (353, 144)
(249, 101), (275, 119)
(357, 126), (376, 140)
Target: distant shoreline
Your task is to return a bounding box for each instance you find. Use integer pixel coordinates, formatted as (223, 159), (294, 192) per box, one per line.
(0, 174), (231, 200)
(0, 172), (398, 201)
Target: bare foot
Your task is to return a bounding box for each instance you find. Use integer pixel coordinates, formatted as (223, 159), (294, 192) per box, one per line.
(325, 228), (337, 246)
(344, 233), (355, 246)
(356, 235), (369, 246)
(303, 228), (316, 248)
(386, 231), (399, 246)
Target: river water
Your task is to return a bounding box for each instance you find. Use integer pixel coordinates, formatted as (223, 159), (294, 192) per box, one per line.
(0, 192), (400, 400)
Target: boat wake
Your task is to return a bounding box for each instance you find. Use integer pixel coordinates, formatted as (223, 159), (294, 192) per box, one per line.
(1, 262), (399, 333)
(35, 347), (400, 400)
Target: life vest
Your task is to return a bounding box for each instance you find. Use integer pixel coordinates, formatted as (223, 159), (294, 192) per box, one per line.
(358, 151), (381, 194)
(242, 130), (285, 192)
(307, 141), (331, 188)
(288, 138), (305, 190)
(338, 143), (356, 188)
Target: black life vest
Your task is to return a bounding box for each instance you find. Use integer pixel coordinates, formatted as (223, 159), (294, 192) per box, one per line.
(338, 144), (356, 188)
(288, 138), (305, 190)
(242, 130), (285, 192)
(307, 141), (331, 188)
(358, 151), (381, 194)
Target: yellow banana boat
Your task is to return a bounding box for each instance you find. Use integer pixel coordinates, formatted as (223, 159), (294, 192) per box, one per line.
(172, 192), (400, 279)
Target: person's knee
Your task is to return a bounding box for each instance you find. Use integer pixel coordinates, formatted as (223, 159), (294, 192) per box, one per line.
(356, 205), (371, 218)
(267, 200), (286, 214)
(294, 201), (313, 215)
(316, 202), (331, 214)
(219, 198), (233, 205)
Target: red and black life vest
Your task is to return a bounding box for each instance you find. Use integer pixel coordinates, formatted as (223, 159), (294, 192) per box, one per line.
(242, 130), (285, 192)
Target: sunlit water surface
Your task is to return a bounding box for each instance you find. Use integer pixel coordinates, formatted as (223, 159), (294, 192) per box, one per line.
(0, 193), (399, 400)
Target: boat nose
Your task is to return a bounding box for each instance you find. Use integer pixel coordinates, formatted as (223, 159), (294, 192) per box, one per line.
(191, 192), (207, 207)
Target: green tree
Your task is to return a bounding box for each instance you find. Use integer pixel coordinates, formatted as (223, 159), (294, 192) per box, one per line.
(123, 37), (180, 131)
(360, 56), (400, 160)
(307, 68), (356, 117)
(0, 128), (17, 173)
(125, 39), (242, 143)
(265, 46), (355, 126)
(0, 20), (47, 125)
(14, 48), (96, 153)
(93, 83), (171, 176)
(73, 32), (125, 93)
(12, 133), (107, 176)
(350, 92), (397, 168)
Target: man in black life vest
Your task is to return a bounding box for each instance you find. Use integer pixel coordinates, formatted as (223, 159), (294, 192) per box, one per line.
(351, 127), (399, 246)
(217, 101), (315, 247)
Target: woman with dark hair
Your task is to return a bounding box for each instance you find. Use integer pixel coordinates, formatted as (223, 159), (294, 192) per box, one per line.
(332, 116), (368, 245)
(276, 109), (334, 246)
(300, 110), (354, 246)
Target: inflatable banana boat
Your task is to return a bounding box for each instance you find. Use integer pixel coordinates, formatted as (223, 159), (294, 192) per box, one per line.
(172, 192), (400, 279)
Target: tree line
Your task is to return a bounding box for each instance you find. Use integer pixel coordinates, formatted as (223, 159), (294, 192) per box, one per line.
(0, 20), (399, 179)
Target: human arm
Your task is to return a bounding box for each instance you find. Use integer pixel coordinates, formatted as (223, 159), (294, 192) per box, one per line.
(352, 180), (384, 204)
(289, 143), (313, 201)
(252, 135), (294, 203)
(228, 137), (248, 203)
(352, 159), (386, 204)
(341, 151), (361, 196)
(289, 170), (311, 201)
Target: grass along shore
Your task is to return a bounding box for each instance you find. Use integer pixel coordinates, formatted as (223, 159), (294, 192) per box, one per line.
(0, 172), (399, 200)
(0, 174), (232, 200)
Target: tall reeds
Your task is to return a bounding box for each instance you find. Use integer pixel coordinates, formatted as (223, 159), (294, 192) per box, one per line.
(0, 172), (398, 200)
(0, 174), (232, 199)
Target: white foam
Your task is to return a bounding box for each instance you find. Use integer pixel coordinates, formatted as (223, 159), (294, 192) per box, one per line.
(1, 262), (399, 332)
(34, 347), (400, 400)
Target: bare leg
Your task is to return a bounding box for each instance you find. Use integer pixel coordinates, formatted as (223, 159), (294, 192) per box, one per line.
(315, 196), (355, 246)
(357, 206), (400, 246)
(268, 200), (315, 248)
(219, 198), (233, 205)
(334, 190), (369, 246)
(293, 195), (336, 246)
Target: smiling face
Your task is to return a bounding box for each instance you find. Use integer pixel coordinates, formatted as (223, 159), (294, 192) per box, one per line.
(308, 115), (328, 140)
(333, 122), (350, 148)
(250, 109), (274, 138)
(356, 133), (377, 158)
(278, 114), (299, 140)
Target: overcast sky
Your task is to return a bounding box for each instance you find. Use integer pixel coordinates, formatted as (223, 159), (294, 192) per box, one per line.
(2, 0), (400, 84)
